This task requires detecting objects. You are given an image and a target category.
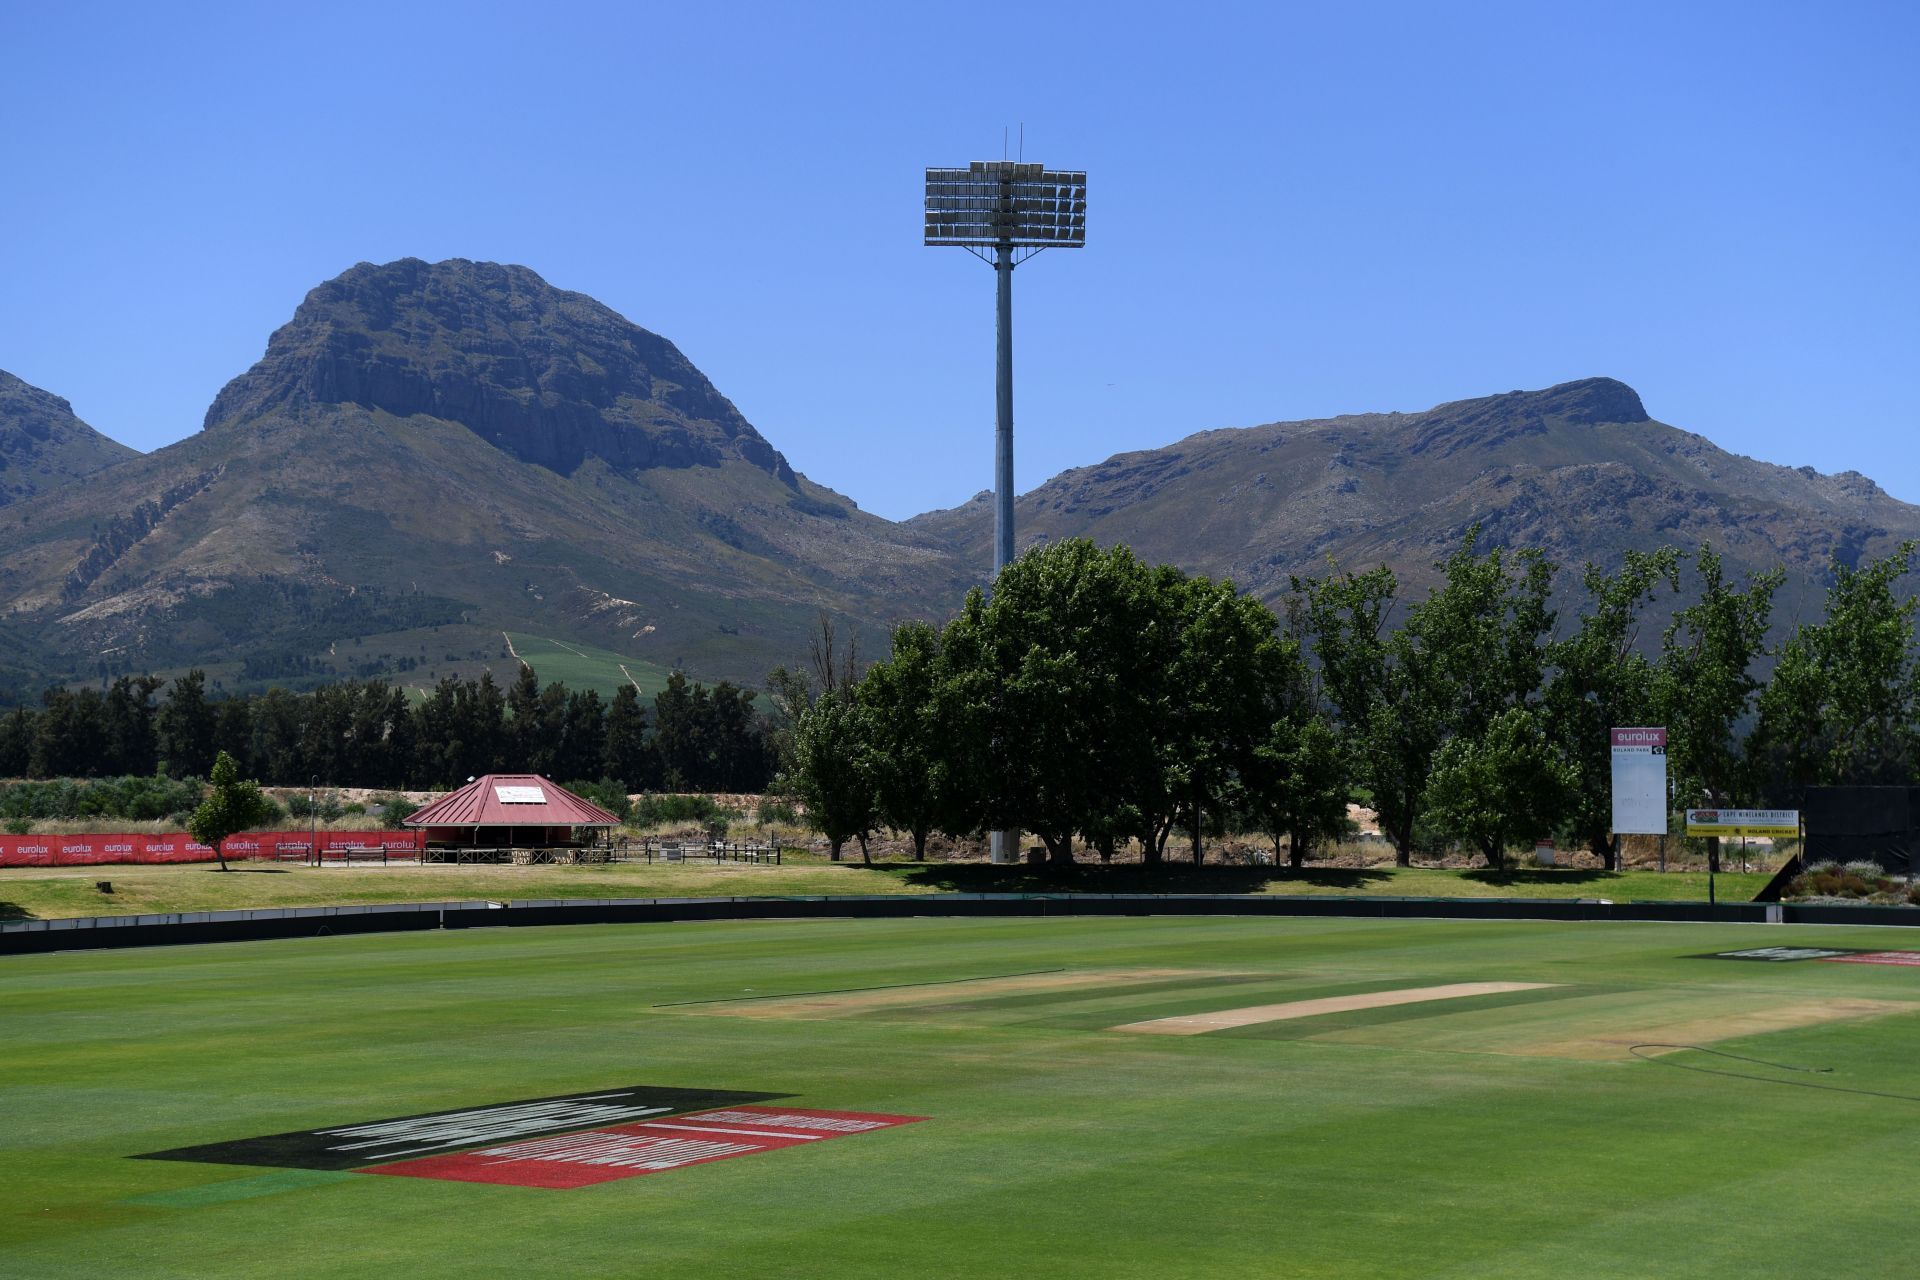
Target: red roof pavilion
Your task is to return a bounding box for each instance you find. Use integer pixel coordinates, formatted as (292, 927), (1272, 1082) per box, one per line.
(405, 774), (622, 846)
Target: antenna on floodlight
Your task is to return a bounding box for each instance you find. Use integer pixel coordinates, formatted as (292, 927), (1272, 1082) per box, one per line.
(924, 154), (1088, 863)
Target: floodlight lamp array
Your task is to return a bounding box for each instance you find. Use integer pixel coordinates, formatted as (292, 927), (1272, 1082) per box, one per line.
(925, 161), (1087, 250)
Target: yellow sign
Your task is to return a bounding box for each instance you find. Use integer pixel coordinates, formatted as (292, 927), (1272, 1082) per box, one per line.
(1684, 809), (1799, 838)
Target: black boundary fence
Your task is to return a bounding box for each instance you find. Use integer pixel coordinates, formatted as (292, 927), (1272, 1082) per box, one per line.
(3, 894), (1918, 956)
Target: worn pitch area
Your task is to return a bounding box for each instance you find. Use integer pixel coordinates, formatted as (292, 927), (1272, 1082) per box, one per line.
(1110, 982), (1559, 1035)
(671, 967), (1235, 1019)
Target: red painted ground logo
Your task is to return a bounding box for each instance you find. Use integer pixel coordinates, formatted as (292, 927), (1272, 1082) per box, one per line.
(1818, 951), (1920, 967)
(368, 1107), (926, 1189)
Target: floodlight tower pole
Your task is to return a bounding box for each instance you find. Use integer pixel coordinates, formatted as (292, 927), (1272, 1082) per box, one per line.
(924, 160), (1086, 867)
(994, 243), (1015, 577)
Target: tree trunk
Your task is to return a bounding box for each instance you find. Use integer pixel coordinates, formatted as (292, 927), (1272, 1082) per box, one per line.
(213, 843), (230, 873)
(829, 838), (842, 862)
(1483, 838), (1505, 871)
(911, 827), (928, 861)
(857, 832), (871, 866)
(1047, 833), (1073, 866)
(1586, 826), (1615, 870)
(1287, 830), (1305, 871)
(1095, 836), (1115, 864)
(1190, 797), (1203, 866)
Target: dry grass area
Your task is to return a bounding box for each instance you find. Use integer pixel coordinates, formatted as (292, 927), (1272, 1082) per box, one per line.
(682, 969), (1219, 1020)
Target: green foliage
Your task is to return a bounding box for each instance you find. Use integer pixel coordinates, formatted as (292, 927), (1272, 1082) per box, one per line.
(563, 778), (633, 821)
(1543, 549), (1680, 866)
(786, 692), (876, 860)
(1752, 544), (1919, 800)
(1422, 707), (1576, 870)
(0, 773), (206, 823)
(186, 751), (276, 868)
(757, 798), (800, 826)
(631, 793), (730, 827)
(371, 793), (420, 824)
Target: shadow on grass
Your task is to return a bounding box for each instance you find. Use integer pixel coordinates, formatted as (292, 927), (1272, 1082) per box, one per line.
(0, 901), (33, 921)
(1459, 868), (1623, 889)
(858, 862), (1394, 896)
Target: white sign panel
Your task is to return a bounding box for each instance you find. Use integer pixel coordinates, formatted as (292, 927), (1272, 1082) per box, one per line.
(494, 786), (547, 805)
(1610, 727), (1667, 835)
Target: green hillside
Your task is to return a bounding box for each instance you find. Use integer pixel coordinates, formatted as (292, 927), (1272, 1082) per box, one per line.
(503, 632), (679, 699)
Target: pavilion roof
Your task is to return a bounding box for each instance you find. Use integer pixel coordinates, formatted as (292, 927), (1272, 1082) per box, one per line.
(404, 774), (621, 828)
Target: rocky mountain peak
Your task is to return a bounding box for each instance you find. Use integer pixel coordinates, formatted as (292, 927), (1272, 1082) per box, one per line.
(0, 368), (138, 507)
(201, 257), (796, 484)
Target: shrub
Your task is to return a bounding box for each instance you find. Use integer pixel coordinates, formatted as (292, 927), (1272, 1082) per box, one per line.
(758, 799), (800, 827)
(632, 794), (723, 827)
(373, 794), (420, 824)
(1842, 859), (1887, 881)
(564, 779), (633, 822)
(286, 792), (345, 821)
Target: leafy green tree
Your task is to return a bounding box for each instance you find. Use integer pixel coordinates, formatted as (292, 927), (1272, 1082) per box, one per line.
(1246, 713), (1351, 869)
(858, 622), (962, 860)
(187, 750), (275, 872)
(1654, 546), (1780, 871)
(788, 692), (876, 862)
(1161, 573), (1283, 864)
(1295, 531), (1553, 866)
(603, 684), (653, 790)
(1423, 707), (1574, 869)
(156, 670), (216, 779)
(1753, 544), (1919, 800)
(1542, 549), (1680, 867)
(950, 540), (1162, 865)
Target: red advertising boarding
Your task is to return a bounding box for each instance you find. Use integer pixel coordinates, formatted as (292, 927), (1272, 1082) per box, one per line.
(0, 829), (422, 868)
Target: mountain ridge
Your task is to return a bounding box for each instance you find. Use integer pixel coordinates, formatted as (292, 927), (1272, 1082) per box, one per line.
(1, 260), (1913, 699)
(0, 369), (139, 509)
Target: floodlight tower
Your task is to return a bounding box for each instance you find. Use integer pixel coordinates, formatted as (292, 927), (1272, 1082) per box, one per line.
(925, 160), (1087, 863)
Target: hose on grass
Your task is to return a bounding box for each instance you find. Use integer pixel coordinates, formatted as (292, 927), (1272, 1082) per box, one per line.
(1631, 1043), (1920, 1102)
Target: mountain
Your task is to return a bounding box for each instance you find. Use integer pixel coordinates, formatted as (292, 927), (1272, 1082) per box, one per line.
(3, 262), (1912, 702)
(908, 377), (1920, 621)
(0, 259), (972, 695)
(0, 370), (138, 508)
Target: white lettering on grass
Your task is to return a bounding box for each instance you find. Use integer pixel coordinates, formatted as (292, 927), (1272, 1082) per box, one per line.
(318, 1096), (670, 1159)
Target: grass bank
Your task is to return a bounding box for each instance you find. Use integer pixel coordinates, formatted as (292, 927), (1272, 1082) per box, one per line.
(0, 860), (1779, 921)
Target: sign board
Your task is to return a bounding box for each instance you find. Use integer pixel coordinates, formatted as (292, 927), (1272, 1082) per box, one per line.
(494, 785), (547, 805)
(1610, 727), (1667, 835)
(1684, 809), (1800, 838)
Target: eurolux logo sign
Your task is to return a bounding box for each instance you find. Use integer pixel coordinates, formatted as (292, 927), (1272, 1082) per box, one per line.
(138, 1085), (925, 1190)
(1609, 727), (1667, 836)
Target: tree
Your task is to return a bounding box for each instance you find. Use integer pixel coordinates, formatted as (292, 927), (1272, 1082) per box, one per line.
(1753, 544), (1919, 801)
(156, 670), (216, 779)
(1246, 713), (1351, 869)
(1654, 546), (1780, 871)
(603, 685), (653, 790)
(952, 540), (1162, 865)
(858, 622), (965, 860)
(186, 750), (275, 873)
(1542, 549), (1680, 867)
(788, 693), (876, 862)
(1423, 707), (1574, 869)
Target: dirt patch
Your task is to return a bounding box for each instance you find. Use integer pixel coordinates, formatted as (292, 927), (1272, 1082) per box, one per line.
(1512, 998), (1913, 1061)
(683, 969), (1226, 1020)
(1112, 982), (1558, 1036)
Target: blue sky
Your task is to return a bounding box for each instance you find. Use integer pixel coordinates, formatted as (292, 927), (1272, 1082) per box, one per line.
(2, 1), (1914, 520)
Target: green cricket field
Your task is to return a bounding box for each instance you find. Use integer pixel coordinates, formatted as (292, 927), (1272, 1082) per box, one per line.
(4, 914), (1918, 1277)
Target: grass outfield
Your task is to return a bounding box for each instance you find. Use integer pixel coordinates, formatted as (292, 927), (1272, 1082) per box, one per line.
(5, 916), (1919, 1277)
(0, 861), (1779, 919)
